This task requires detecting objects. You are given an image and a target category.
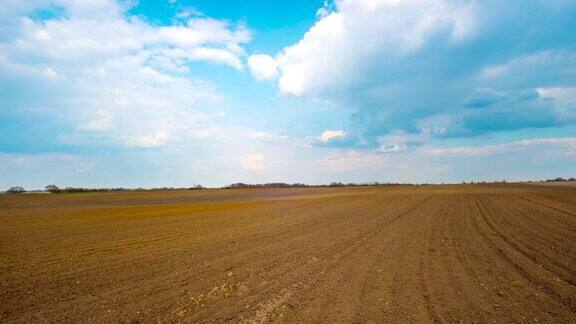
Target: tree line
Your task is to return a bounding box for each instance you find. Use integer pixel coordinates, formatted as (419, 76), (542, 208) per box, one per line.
(3, 184), (205, 194)
(224, 182), (404, 189)
(4, 177), (576, 194)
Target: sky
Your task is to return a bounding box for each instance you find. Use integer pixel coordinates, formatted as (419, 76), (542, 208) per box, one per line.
(1, 0), (575, 189)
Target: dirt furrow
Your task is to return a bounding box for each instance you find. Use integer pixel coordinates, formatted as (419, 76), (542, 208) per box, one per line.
(2, 184), (576, 323)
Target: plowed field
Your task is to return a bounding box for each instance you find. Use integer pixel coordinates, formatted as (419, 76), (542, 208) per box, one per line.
(1, 184), (575, 322)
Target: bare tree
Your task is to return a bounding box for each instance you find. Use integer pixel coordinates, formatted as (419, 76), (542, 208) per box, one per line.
(6, 186), (25, 194)
(45, 184), (61, 193)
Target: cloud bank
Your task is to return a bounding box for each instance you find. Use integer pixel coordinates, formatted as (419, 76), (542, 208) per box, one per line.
(251, 0), (576, 142)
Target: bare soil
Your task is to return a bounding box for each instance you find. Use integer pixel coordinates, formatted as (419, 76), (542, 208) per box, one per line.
(529, 181), (576, 188)
(1, 184), (575, 323)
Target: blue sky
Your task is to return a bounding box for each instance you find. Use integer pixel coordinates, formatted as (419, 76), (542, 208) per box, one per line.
(1, 0), (575, 189)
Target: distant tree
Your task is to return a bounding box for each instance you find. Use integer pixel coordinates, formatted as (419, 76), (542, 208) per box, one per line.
(45, 184), (61, 193)
(6, 186), (25, 194)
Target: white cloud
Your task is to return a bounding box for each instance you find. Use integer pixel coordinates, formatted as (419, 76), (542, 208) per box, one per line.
(125, 130), (172, 148)
(480, 65), (507, 79)
(241, 153), (265, 171)
(188, 47), (244, 70)
(274, 0), (463, 97)
(427, 137), (576, 157)
(320, 130), (347, 142)
(0, 0), (252, 147)
(247, 54), (278, 81)
(379, 143), (402, 154)
(261, 0), (576, 139)
(174, 6), (202, 20)
(152, 18), (251, 70)
(538, 87), (576, 109)
(76, 111), (115, 132)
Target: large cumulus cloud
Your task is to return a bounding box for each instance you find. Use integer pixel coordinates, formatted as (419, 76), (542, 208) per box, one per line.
(250, 0), (576, 141)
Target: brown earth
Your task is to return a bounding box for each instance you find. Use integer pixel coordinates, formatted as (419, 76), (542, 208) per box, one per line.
(1, 184), (576, 323)
(529, 181), (576, 188)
